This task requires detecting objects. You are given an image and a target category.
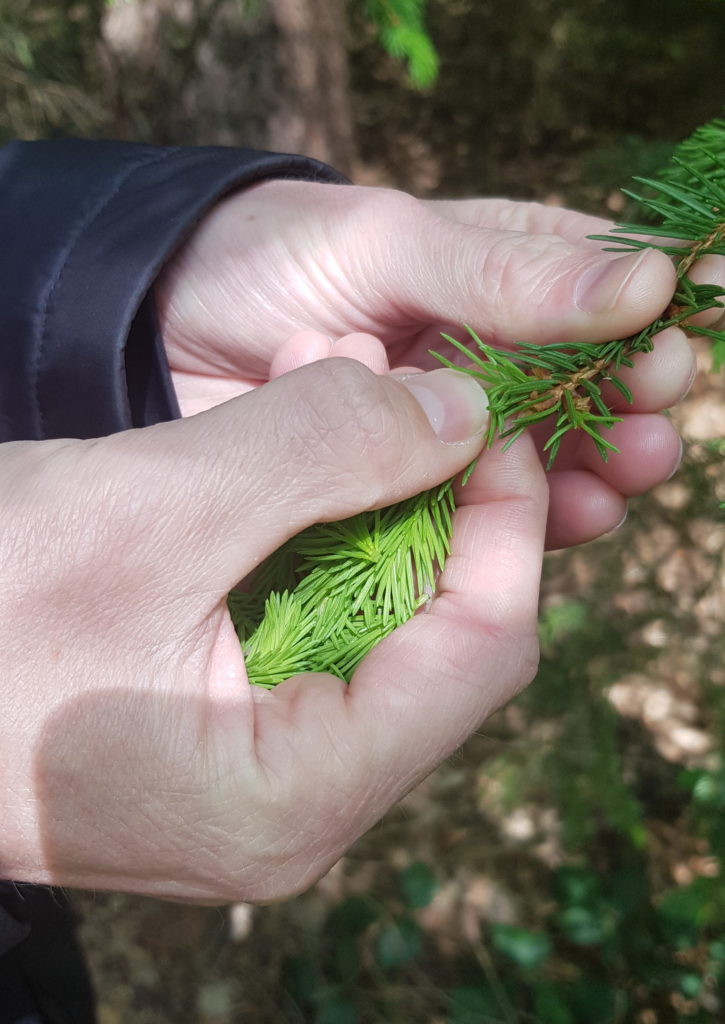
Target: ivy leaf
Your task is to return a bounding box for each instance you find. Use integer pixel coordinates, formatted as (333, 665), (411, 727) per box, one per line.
(490, 923), (551, 970)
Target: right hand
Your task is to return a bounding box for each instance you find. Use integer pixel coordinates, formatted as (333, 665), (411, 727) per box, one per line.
(157, 183), (694, 550)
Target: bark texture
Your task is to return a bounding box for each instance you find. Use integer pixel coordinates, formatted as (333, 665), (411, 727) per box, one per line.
(101, 0), (356, 173)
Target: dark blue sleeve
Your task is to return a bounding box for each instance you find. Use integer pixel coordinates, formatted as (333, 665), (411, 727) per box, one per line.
(0, 139), (347, 961)
(0, 138), (348, 443)
(0, 885), (30, 957)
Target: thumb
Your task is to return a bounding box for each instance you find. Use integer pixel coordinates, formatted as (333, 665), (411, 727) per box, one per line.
(376, 206), (676, 346)
(94, 358), (489, 600)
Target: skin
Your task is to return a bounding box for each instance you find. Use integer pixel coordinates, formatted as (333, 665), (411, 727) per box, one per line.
(1, 181), (715, 904)
(157, 182), (706, 549)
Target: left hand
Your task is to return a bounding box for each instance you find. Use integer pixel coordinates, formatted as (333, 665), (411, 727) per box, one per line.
(1, 360), (544, 903)
(156, 182), (699, 549)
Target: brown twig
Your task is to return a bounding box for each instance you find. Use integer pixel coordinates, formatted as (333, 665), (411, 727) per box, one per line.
(530, 354), (614, 414)
(677, 220), (725, 278)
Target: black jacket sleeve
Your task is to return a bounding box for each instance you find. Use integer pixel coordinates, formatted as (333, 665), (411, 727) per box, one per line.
(0, 138), (347, 961)
(0, 138), (348, 443)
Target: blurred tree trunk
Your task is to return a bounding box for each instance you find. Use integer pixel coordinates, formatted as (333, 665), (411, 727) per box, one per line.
(100, 0), (356, 173)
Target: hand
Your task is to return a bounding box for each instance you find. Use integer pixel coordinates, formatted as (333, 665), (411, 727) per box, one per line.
(156, 183), (695, 550)
(0, 359), (546, 902)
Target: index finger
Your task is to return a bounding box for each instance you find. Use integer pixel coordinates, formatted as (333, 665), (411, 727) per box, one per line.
(423, 197), (617, 251)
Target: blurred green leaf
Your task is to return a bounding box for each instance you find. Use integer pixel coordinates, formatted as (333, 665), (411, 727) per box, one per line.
(327, 895), (380, 938)
(658, 877), (725, 930)
(446, 984), (500, 1024)
(490, 923), (551, 970)
(533, 982), (576, 1024)
(678, 970), (702, 998)
(376, 915), (423, 969)
(564, 978), (622, 1023)
(539, 600), (588, 647)
(606, 862), (651, 918)
(556, 905), (612, 946)
(554, 866), (602, 906)
(315, 992), (359, 1024)
(400, 861), (438, 909)
(282, 953), (319, 1007)
(332, 935), (361, 984)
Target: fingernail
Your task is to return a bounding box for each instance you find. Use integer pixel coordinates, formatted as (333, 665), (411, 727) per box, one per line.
(576, 250), (651, 313)
(613, 505), (629, 532)
(398, 368), (489, 443)
(665, 435), (684, 481)
(683, 360), (697, 398)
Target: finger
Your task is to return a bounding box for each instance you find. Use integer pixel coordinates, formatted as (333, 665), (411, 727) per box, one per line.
(530, 414), (682, 548)
(545, 471), (627, 550)
(600, 326), (696, 412)
(270, 331), (391, 379)
(331, 333), (390, 374)
(268, 329), (332, 378)
(86, 360), (490, 602)
(573, 414), (682, 496)
(378, 202), (677, 347)
(424, 197), (616, 251)
(537, 413), (681, 497)
(687, 254), (725, 328)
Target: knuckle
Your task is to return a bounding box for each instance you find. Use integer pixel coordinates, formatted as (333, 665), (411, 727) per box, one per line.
(292, 359), (407, 502)
(354, 184), (418, 222)
(480, 233), (573, 316)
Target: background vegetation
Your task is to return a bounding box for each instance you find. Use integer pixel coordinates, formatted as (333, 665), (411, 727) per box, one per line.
(2, 0), (724, 1020)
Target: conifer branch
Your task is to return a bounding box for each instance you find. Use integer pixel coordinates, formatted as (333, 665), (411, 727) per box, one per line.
(231, 117), (725, 687)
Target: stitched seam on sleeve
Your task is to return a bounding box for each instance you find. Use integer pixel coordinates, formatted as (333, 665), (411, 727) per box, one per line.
(33, 147), (180, 438)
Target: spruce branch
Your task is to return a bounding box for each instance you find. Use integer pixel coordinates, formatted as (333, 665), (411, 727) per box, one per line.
(231, 482), (455, 687)
(231, 118), (725, 688)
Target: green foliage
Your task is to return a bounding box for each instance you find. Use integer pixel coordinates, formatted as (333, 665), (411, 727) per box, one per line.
(360, 0), (438, 86)
(446, 985), (500, 1023)
(229, 480), (455, 686)
(435, 327), (651, 468)
(649, 116), (725, 220)
(0, 0), (106, 142)
(376, 915), (424, 967)
(490, 923), (552, 970)
(595, 115), (725, 369)
(400, 860), (438, 909)
(315, 996), (359, 1024)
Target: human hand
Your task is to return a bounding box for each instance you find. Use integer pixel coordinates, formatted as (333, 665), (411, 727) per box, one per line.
(0, 358), (546, 902)
(156, 184), (697, 550)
